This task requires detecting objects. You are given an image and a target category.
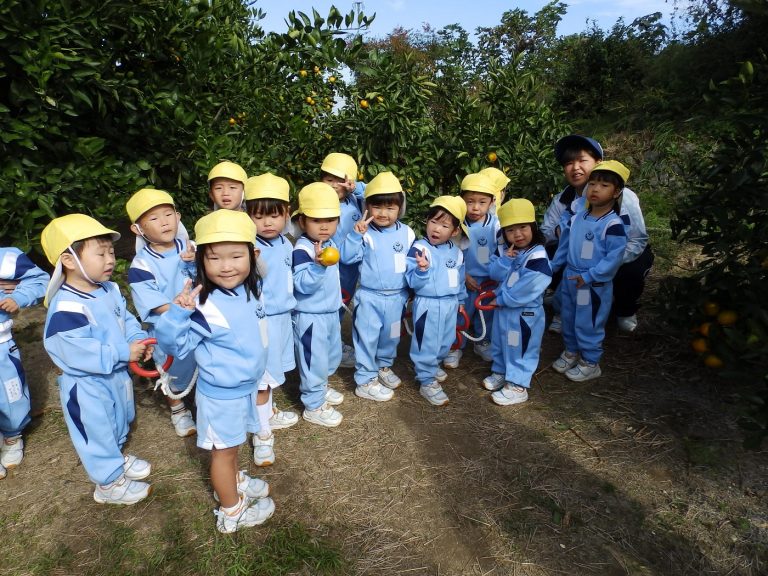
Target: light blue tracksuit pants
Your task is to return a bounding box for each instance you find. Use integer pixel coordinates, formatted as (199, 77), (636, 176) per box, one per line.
(490, 305), (545, 388)
(561, 267), (613, 364)
(0, 340), (31, 437)
(293, 312), (342, 410)
(410, 296), (458, 387)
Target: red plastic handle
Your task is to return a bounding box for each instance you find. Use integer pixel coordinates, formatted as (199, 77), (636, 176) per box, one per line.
(341, 288), (352, 305)
(479, 279), (498, 291)
(128, 338), (173, 378)
(475, 290), (497, 311)
(452, 308), (471, 350)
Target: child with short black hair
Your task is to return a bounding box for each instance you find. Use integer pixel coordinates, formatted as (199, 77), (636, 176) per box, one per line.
(208, 161), (248, 211)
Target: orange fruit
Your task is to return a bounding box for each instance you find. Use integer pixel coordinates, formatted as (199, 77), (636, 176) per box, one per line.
(703, 301), (720, 316)
(305, 96), (314, 105)
(329, 75), (336, 83)
(228, 117), (236, 125)
(703, 354), (724, 369)
(699, 322), (712, 337)
(318, 247), (340, 266)
(360, 99), (369, 109)
(299, 69), (307, 78)
(487, 151), (498, 163)
(717, 310), (738, 326)
(691, 338), (709, 353)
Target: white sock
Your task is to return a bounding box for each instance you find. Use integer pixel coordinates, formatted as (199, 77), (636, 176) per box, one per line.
(257, 390), (272, 436)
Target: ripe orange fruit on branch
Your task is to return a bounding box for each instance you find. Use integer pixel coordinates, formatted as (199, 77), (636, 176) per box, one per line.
(703, 354), (723, 369)
(717, 310), (738, 326)
(703, 301), (720, 316)
(360, 99), (369, 109)
(691, 338), (709, 353)
(318, 247), (340, 266)
(487, 151), (498, 163)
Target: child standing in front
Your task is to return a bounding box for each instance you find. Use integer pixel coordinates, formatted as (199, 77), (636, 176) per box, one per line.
(41, 214), (154, 504)
(340, 171), (415, 402)
(292, 183), (345, 426)
(445, 172), (499, 369)
(482, 199), (552, 405)
(208, 161), (248, 211)
(551, 161), (629, 382)
(156, 210), (274, 533)
(406, 196), (468, 407)
(244, 173), (299, 466)
(126, 188), (198, 438)
(0, 247), (49, 478)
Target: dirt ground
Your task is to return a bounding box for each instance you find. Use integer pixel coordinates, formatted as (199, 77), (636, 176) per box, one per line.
(2, 274), (767, 575)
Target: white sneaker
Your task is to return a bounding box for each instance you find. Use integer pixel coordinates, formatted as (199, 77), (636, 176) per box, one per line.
(303, 402), (343, 427)
(215, 496), (275, 534)
(377, 367), (401, 389)
(565, 360), (602, 382)
(436, 367), (448, 383)
(269, 404), (299, 429)
(473, 340), (493, 362)
(123, 454), (152, 480)
(420, 381), (449, 406)
(552, 350), (579, 374)
(93, 475), (152, 505)
(355, 378), (394, 402)
(617, 315), (638, 332)
(214, 470), (270, 502)
(325, 386), (344, 406)
(482, 373), (505, 391)
(339, 343), (355, 368)
(170, 408), (197, 437)
(548, 315), (562, 334)
(0, 436), (23, 468)
(252, 433), (275, 466)
(443, 348), (462, 369)
(492, 384), (529, 406)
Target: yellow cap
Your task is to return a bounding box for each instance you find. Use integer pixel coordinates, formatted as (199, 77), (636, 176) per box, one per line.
(41, 214), (120, 266)
(590, 160), (630, 185)
(460, 173), (496, 196)
(207, 161), (247, 186)
(364, 171), (403, 198)
(292, 182), (341, 219)
(245, 173), (290, 202)
(126, 188), (175, 223)
(479, 167), (510, 194)
(320, 153), (357, 181)
(498, 198), (536, 228)
(430, 196), (469, 237)
(194, 210), (256, 246)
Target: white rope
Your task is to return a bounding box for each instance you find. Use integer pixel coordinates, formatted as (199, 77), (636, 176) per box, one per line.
(154, 365), (198, 400)
(459, 307), (488, 343)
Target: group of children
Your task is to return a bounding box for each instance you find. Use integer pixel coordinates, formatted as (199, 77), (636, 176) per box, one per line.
(0, 134), (652, 534)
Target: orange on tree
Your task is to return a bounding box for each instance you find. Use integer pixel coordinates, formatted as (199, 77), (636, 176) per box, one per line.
(703, 354), (724, 369)
(328, 75), (336, 83)
(699, 322), (712, 337)
(360, 99), (369, 109)
(318, 246), (340, 266)
(228, 117), (236, 125)
(299, 69), (307, 77)
(717, 310), (738, 326)
(487, 151), (498, 163)
(691, 338), (709, 353)
(703, 301), (720, 316)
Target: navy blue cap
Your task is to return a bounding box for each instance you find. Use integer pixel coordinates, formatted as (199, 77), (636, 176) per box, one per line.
(554, 135), (604, 164)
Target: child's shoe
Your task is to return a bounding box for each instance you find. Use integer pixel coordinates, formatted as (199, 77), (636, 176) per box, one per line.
(565, 360), (602, 382)
(339, 343), (356, 368)
(420, 381), (449, 406)
(548, 314), (562, 334)
(436, 367), (448, 383)
(215, 496), (275, 534)
(93, 475), (152, 505)
(617, 314), (638, 332)
(252, 432), (275, 467)
(473, 340), (493, 362)
(0, 436), (23, 469)
(325, 387), (344, 406)
(552, 350), (579, 374)
(269, 404), (299, 429)
(214, 470), (270, 502)
(303, 402), (343, 427)
(378, 367), (401, 389)
(170, 408), (197, 438)
(482, 373), (505, 391)
(491, 384), (529, 406)
(443, 348), (462, 369)
(355, 379), (394, 402)
(0, 463), (5, 480)
(123, 454), (152, 480)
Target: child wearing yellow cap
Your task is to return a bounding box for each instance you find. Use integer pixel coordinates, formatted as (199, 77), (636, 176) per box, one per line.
(291, 182), (345, 427)
(41, 214), (153, 505)
(156, 210), (274, 533)
(207, 161), (248, 211)
(126, 188), (198, 438)
(406, 196), (468, 406)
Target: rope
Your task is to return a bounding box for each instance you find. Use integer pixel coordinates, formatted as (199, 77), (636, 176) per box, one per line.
(154, 365), (198, 400)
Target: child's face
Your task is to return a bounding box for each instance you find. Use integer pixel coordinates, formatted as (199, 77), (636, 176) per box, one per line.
(503, 224), (533, 249)
(462, 192), (494, 223)
(586, 179), (620, 209)
(321, 173), (349, 200)
(66, 238), (116, 284)
(300, 216), (339, 242)
(562, 151), (599, 190)
(209, 178), (244, 210)
(367, 202), (399, 228)
(250, 209), (288, 240)
(425, 211), (460, 246)
(134, 204), (179, 246)
(202, 242), (251, 289)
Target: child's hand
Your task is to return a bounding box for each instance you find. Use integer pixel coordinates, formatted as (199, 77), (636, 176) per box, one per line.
(143, 344), (154, 362)
(354, 210), (375, 235)
(414, 249), (429, 271)
(465, 274), (480, 292)
(173, 279), (202, 310)
(458, 304), (465, 315)
(341, 178), (356, 194)
(567, 274), (586, 288)
(0, 280), (19, 294)
(129, 340), (148, 362)
(0, 298), (19, 314)
(505, 247), (519, 258)
(180, 241), (196, 262)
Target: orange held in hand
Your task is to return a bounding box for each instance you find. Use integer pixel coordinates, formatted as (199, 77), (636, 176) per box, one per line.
(318, 246), (340, 266)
